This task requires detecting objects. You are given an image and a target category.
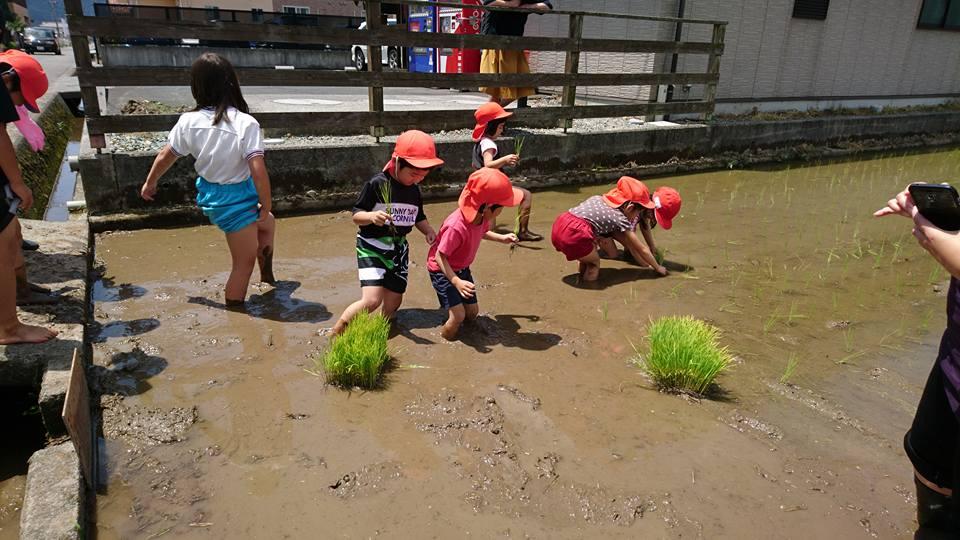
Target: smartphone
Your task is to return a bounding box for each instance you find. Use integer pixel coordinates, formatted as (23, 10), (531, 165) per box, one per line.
(909, 183), (960, 231)
(3, 184), (19, 214)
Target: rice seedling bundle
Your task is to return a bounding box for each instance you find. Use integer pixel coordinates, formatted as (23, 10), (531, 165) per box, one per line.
(320, 310), (390, 389)
(378, 180), (398, 238)
(637, 315), (732, 395)
(654, 247), (666, 266)
(514, 136), (525, 159)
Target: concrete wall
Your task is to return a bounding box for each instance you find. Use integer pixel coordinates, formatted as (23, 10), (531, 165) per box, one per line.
(101, 44), (351, 70)
(79, 111), (960, 219)
(528, 1), (960, 106)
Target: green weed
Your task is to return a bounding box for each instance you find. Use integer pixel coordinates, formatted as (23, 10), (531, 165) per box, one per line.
(318, 310), (391, 389)
(634, 316), (732, 396)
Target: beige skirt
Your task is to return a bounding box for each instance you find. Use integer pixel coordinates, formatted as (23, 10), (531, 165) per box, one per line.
(480, 49), (535, 101)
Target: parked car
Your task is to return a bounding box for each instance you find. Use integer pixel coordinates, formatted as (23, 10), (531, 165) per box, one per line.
(352, 20), (401, 71)
(22, 27), (61, 55)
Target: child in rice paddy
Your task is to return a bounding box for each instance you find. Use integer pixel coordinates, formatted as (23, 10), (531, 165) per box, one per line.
(471, 102), (542, 242)
(428, 168), (522, 340)
(331, 130), (443, 336)
(551, 176), (680, 282)
(140, 53), (276, 308)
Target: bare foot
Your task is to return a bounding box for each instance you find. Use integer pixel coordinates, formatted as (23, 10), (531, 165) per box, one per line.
(225, 298), (246, 312)
(258, 245), (276, 285)
(582, 264), (600, 282)
(440, 323), (459, 341)
(0, 322), (58, 344)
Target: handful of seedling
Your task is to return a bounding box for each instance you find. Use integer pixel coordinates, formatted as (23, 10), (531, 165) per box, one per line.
(377, 180), (398, 238)
(318, 310), (390, 389)
(634, 315), (732, 396)
(514, 136), (525, 160)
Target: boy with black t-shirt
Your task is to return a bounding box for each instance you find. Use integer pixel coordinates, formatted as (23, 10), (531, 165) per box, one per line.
(330, 130), (443, 336)
(0, 50), (57, 344)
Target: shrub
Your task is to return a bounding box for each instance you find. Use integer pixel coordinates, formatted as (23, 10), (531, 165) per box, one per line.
(320, 310), (390, 389)
(636, 316), (732, 395)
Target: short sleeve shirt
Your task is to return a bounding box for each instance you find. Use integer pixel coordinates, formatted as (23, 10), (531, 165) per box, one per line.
(471, 137), (499, 169)
(426, 208), (490, 272)
(353, 172), (427, 239)
(569, 196), (632, 237)
(168, 107), (264, 184)
(0, 84), (20, 192)
(481, 0), (553, 36)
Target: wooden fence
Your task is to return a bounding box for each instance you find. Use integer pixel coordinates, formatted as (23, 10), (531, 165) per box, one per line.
(65, 0), (726, 149)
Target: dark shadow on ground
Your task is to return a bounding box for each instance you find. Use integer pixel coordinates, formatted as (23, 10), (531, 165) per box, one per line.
(89, 318), (161, 343)
(392, 308), (445, 345)
(188, 280), (332, 324)
(89, 346), (168, 396)
(561, 267), (664, 289)
(17, 293), (85, 325)
(20, 251), (86, 285)
(393, 310), (562, 353)
(91, 276), (148, 303)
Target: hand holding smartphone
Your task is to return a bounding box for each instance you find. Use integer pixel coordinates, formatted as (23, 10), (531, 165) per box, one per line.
(908, 183), (960, 231)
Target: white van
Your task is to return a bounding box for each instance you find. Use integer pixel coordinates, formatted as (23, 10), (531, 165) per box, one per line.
(352, 18), (401, 71)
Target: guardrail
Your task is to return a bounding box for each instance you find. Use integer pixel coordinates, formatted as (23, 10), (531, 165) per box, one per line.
(65, 0), (726, 149)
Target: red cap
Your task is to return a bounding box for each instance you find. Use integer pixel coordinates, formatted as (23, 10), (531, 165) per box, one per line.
(383, 130), (445, 173)
(602, 176), (656, 209)
(458, 168), (524, 223)
(472, 102), (513, 141)
(0, 50), (47, 113)
(652, 186), (681, 230)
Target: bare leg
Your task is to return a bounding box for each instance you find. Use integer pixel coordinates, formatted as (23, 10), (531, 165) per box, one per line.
(13, 219), (55, 305)
(597, 237), (619, 258)
(0, 217), (57, 344)
(441, 304), (467, 341)
(224, 223), (260, 304)
(381, 289), (404, 322)
(256, 212), (276, 284)
(578, 250), (601, 282)
(516, 188), (542, 241)
(464, 303), (479, 321)
(332, 286), (385, 336)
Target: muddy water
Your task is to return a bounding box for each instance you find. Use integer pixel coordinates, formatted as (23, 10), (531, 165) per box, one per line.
(91, 148), (960, 538)
(0, 389), (46, 540)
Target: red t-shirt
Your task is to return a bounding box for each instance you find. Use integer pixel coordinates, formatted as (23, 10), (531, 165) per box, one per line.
(427, 209), (491, 272)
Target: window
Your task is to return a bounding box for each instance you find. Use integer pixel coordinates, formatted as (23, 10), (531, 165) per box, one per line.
(204, 5), (220, 21)
(793, 0), (829, 20)
(251, 8), (263, 22)
(282, 6), (310, 15)
(918, 0), (960, 29)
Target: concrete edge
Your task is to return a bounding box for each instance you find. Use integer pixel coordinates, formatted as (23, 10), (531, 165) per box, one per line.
(18, 441), (83, 540)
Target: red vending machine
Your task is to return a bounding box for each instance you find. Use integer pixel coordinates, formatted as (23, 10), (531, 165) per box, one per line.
(438, 0), (481, 74)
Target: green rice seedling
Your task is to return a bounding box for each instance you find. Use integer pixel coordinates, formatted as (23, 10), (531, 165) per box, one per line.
(668, 283), (682, 298)
(763, 257), (776, 280)
(599, 302), (609, 321)
(654, 247), (667, 266)
(377, 180), (398, 238)
(786, 300), (807, 325)
(762, 307), (781, 333)
(843, 327), (854, 353)
(929, 264), (945, 284)
(696, 191), (705, 210)
(779, 353), (799, 385)
(920, 308), (935, 332)
(635, 316), (733, 396)
(514, 136), (525, 159)
(319, 310), (391, 389)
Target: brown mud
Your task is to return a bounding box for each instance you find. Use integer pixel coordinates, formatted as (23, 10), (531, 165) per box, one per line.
(91, 148), (960, 538)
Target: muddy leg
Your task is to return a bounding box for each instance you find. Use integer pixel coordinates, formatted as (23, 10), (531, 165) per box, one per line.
(256, 212), (276, 285)
(332, 286), (385, 336)
(516, 189), (543, 242)
(441, 304), (466, 341)
(0, 217), (57, 344)
(224, 223), (260, 305)
(578, 250), (601, 282)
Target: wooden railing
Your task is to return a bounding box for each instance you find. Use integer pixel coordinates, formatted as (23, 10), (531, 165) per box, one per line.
(65, 0), (726, 149)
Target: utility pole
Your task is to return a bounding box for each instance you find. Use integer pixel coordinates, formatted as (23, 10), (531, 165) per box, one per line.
(49, 0), (62, 39)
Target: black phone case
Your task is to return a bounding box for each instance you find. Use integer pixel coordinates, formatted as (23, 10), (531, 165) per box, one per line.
(910, 184), (960, 231)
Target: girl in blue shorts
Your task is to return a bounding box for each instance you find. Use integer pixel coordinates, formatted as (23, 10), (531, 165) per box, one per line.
(140, 53), (276, 307)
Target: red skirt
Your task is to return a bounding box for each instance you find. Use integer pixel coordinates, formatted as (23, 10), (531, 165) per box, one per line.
(551, 211), (596, 261)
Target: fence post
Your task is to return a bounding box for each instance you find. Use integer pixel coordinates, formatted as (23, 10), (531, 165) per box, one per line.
(366, 0), (385, 140)
(702, 22), (725, 121)
(560, 13), (583, 133)
(64, 0), (106, 150)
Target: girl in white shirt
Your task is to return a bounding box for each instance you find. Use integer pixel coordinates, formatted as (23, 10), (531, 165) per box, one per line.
(140, 53), (276, 308)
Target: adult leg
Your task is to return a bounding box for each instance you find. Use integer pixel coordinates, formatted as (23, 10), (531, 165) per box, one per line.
(223, 223), (260, 305)
(578, 250), (601, 282)
(0, 217), (57, 344)
(516, 188), (543, 242)
(256, 212), (276, 284)
(441, 304), (466, 341)
(333, 286), (386, 335)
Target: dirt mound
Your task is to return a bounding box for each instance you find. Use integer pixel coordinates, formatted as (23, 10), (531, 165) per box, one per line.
(120, 99), (190, 115)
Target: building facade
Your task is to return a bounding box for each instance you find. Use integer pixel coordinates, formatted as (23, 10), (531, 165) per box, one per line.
(526, 0), (960, 112)
(270, 0), (362, 17)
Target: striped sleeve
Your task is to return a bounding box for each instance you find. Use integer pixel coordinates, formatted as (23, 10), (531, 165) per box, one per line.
(167, 115), (188, 157)
(242, 116), (265, 161)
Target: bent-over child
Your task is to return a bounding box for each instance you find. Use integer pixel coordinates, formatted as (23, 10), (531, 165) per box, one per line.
(141, 53), (276, 308)
(471, 102), (542, 241)
(551, 176), (680, 282)
(332, 130), (443, 335)
(428, 168), (522, 340)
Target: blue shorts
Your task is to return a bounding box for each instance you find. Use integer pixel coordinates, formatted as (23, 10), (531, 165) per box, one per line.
(196, 176), (260, 233)
(429, 268), (478, 309)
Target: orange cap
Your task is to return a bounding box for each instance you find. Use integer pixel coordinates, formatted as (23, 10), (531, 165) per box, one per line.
(601, 176), (655, 209)
(472, 102), (513, 141)
(0, 50), (47, 113)
(652, 186), (681, 230)
(458, 168), (524, 223)
(382, 130), (445, 173)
